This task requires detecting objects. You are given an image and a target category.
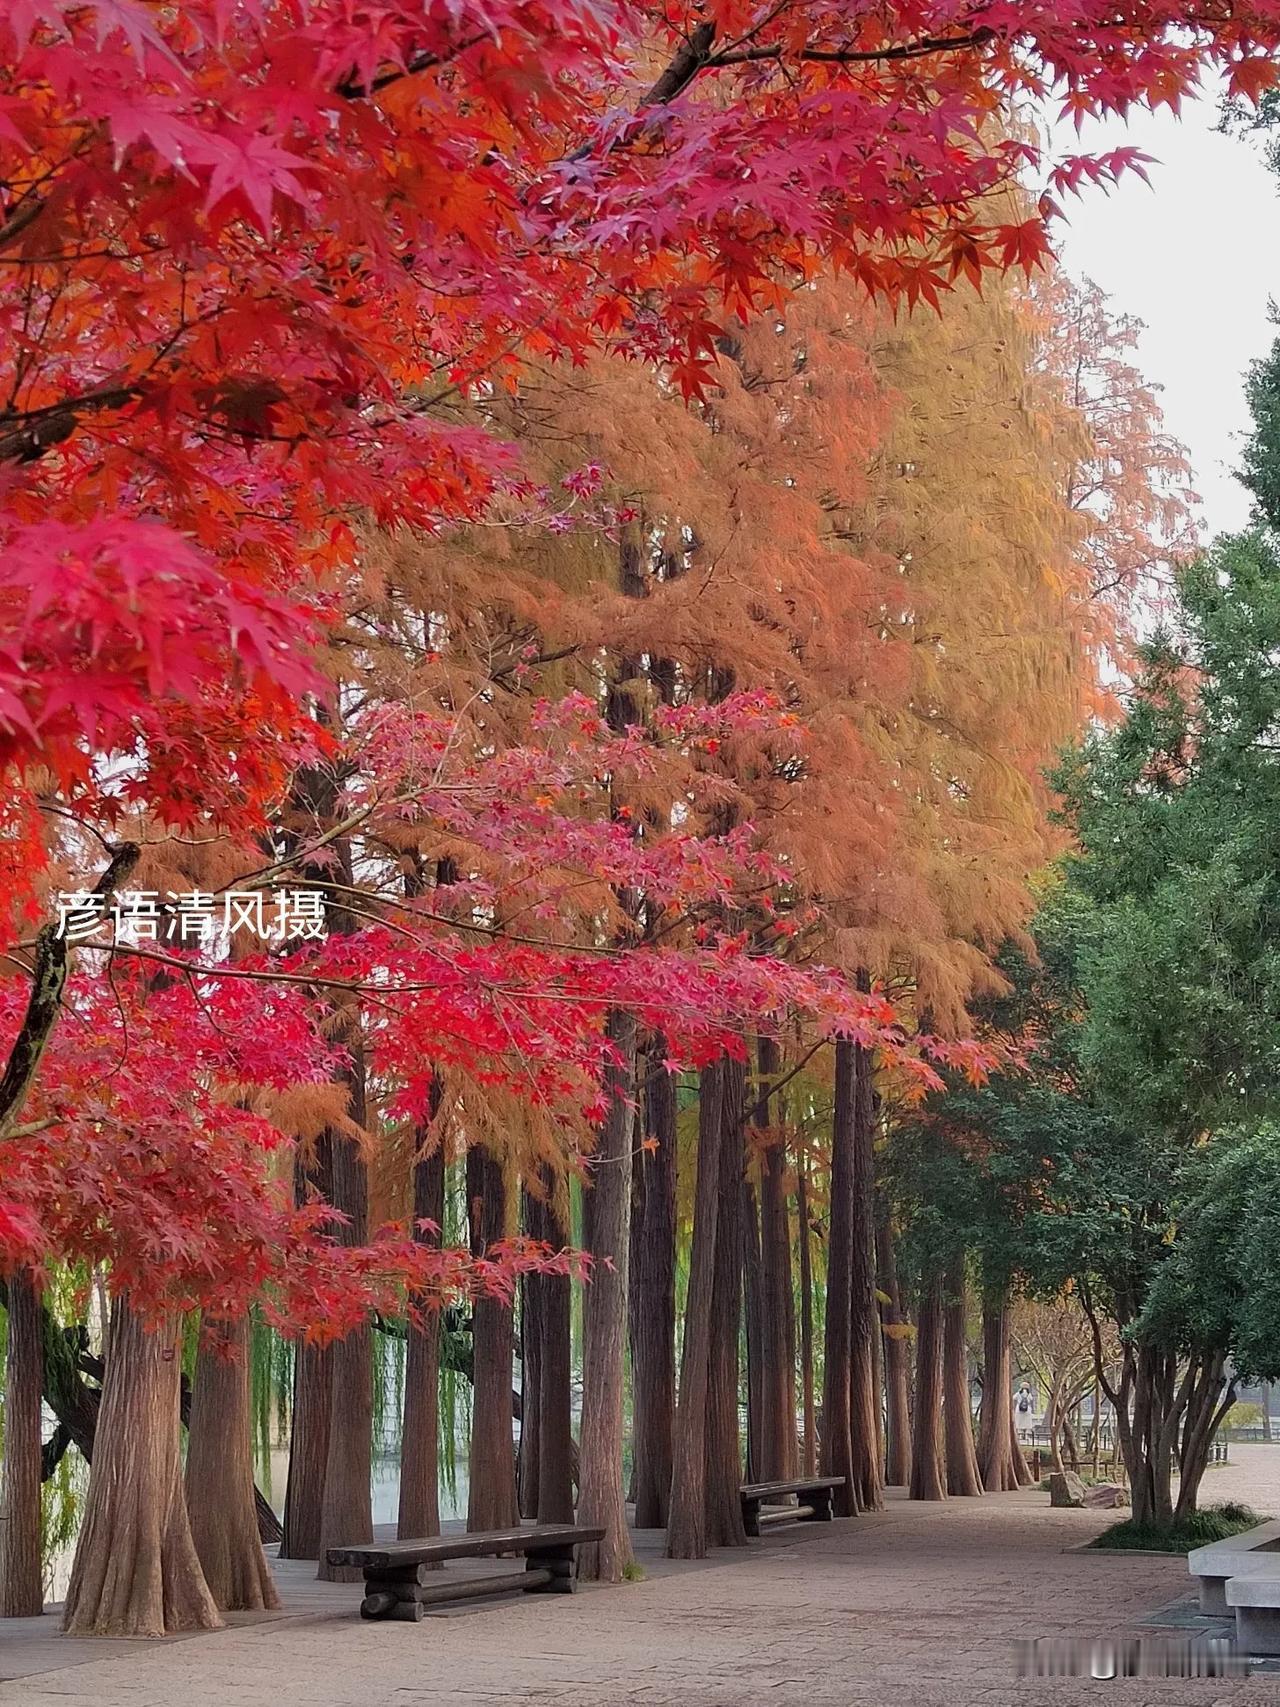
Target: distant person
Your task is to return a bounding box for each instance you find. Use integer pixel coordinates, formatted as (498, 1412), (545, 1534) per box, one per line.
(1015, 1383), (1034, 1437)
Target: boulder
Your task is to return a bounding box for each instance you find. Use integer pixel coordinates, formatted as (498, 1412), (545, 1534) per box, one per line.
(1083, 1482), (1128, 1509)
(1048, 1470), (1087, 1508)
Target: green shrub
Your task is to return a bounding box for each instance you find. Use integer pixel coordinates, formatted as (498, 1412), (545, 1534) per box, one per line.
(1087, 1503), (1262, 1553)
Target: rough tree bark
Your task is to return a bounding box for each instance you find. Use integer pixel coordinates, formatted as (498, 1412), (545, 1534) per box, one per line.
(667, 1060), (725, 1558)
(821, 1039), (858, 1515)
(976, 1290), (1022, 1492)
(397, 1138), (445, 1540)
(316, 1076), (374, 1582)
(466, 1144), (518, 1532)
(942, 1256), (983, 1496)
(280, 1141), (333, 1559)
(629, 1037), (677, 1528)
(742, 1174), (765, 1486)
(64, 1297), (222, 1637)
(1, 1267), (44, 1616)
(578, 1010), (637, 1582)
(517, 1187), (543, 1522)
(876, 1212), (912, 1487)
(909, 1273), (947, 1501)
(848, 1037), (882, 1512)
(757, 1036), (797, 1482)
(797, 1145), (817, 1476)
(704, 1057), (748, 1549)
(533, 1166), (575, 1524)
(185, 1316), (279, 1612)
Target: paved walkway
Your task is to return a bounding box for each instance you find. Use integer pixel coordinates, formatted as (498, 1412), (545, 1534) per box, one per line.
(6, 1448), (1280, 1706)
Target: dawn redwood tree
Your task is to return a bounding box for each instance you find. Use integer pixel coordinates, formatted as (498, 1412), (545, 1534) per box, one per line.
(186, 1316), (280, 1614)
(629, 1040), (678, 1527)
(64, 1300), (221, 1638)
(755, 1037), (797, 1484)
(848, 1038), (883, 1512)
(667, 1062), (726, 1559)
(397, 1136), (446, 1540)
(0, 1268), (43, 1616)
(942, 1257), (983, 1497)
(704, 1055), (749, 1550)
(577, 1011), (638, 1582)
(821, 1041), (858, 1516)
(909, 1274), (947, 1503)
(976, 1289), (1025, 1493)
(466, 1144), (518, 1534)
(876, 1214), (913, 1488)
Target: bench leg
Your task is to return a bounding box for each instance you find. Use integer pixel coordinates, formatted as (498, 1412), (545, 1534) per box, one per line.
(801, 1487), (834, 1524)
(741, 1498), (762, 1539)
(525, 1545), (576, 1594)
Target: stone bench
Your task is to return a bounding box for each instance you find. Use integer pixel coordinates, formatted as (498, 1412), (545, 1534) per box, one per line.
(1188, 1519), (1280, 1613)
(1226, 1569), (1280, 1656)
(327, 1523), (605, 1622)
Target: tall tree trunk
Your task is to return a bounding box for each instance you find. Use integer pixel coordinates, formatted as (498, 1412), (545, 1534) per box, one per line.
(942, 1256), (983, 1496)
(64, 1297), (221, 1637)
(281, 1135), (334, 1559)
(517, 1199), (543, 1522)
(705, 1057), (748, 1549)
(186, 1316), (279, 1612)
(876, 1214), (912, 1487)
(1, 1267), (44, 1616)
(908, 1274), (947, 1501)
(578, 1010), (637, 1581)
(1009, 1405), (1034, 1485)
(848, 1037), (882, 1512)
(317, 1092), (374, 1582)
(466, 1144), (518, 1532)
(757, 1036), (797, 1482)
(534, 1169), (575, 1524)
(797, 1144), (817, 1476)
(667, 1060), (725, 1558)
(976, 1291), (1020, 1492)
(629, 1038), (677, 1528)
(821, 1039), (857, 1515)
(742, 1175), (765, 1486)
(397, 1139), (445, 1539)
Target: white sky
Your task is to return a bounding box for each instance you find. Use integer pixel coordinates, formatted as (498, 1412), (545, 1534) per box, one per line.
(1046, 85), (1280, 538)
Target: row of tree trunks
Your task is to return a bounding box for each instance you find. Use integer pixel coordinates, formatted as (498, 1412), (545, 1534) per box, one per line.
(820, 1039), (858, 1515)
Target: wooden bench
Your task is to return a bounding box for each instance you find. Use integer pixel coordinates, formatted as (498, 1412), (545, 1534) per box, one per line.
(739, 1476), (844, 1538)
(327, 1523), (605, 1621)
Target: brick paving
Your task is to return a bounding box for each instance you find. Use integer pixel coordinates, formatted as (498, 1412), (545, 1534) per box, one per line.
(6, 1448), (1280, 1706)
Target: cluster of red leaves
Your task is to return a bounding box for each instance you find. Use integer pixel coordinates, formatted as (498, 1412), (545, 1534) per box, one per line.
(3, 3), (1279, 838)
(0, 0), (1267, 1319)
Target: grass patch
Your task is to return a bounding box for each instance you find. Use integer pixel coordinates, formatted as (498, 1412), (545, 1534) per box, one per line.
(1087, 1502), (1263, 1554)
(622, 1560), (646, 1582)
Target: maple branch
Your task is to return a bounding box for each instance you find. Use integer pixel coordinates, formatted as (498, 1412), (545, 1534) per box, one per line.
(641, 22), (719, 107)
(0, 841), (140, 1142)
(0, 385), (138, 463)
(704, 28), (994, 71)
(334, 33), (489, 99)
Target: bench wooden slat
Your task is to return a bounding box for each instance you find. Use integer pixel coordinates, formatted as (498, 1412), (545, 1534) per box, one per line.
(328, 1523), (602, 1571)
(740, 1477), (844, 1500)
